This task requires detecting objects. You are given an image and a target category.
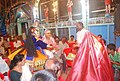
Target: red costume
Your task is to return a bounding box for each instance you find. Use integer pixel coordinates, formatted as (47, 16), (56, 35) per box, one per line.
(66, 32), (114, 81)
(68, 6), (72, 13)
(105, 0), (112, 5)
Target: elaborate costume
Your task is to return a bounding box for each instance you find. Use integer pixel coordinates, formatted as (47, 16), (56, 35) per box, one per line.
(66, 32), (114, 81)
(8, 27), (47, 71)
(42, 30), (55, 46)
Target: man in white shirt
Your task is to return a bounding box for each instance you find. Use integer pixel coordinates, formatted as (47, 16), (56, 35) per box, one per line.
(58, 37), (69, 56)
(13, 36), (22, 49)
(76, 22), (89, 45)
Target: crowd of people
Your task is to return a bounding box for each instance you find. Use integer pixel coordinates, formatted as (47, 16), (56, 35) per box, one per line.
(0, 22), (120, 81)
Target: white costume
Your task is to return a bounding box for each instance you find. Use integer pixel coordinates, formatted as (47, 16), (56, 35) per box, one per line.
(76, 28), (89, 44)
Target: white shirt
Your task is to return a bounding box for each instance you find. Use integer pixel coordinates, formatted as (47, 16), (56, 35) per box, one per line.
(76, 28), (89, 44)
(58, 41), (69, 54)
(0, 57), (9, 74)
(13, 40), (22, 48)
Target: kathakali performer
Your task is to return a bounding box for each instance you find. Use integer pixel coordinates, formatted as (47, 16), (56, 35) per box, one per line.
(8, 26), (48, 71)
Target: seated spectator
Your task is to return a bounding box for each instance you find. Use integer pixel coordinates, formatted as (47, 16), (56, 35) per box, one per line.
(102, 39), (106, 46)
(54, 36), (60, 50)
(97, 34), (102, 41)
(58, 36), (69, 56)
(30, 69), (57, 81)
(9, 54), (25, 81)
(3, 37), (10, 54)
(0, 44), (5, 55)
(107, 43), (120, 81)
(68, 35), (75, 43)
(13, 36), (22, 49)
(68, 35), (76, 48)
(44, 59), (64, 81)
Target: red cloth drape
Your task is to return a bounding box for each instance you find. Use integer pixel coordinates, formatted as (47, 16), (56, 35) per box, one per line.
(66, 32), (114, 81)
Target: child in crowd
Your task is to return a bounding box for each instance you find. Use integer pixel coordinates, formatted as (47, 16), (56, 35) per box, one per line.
(107, 43), (120, 81)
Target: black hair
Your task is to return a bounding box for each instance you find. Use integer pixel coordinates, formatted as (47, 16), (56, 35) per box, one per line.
(77, 22), (84, 28)
(54, 36), (59, 39)
(70, 35), (74, 38)
(102, 39), (106, 45)
(24, 27), (37, 57)
(107, 43), (116, 51)
(30, 69), (57, 81)
(9, 54), (24, 70)
(98, 34), (102, 38)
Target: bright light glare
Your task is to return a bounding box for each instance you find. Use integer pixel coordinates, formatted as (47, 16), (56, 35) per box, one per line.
(81, 0), (89, 26)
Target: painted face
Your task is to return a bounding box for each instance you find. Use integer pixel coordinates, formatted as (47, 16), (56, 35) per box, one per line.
(32, 28), (39, 37)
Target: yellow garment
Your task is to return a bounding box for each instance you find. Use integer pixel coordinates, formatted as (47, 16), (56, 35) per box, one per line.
(8, 48), (47, 71)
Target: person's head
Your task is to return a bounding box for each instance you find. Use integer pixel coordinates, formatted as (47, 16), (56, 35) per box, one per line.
(98, 34), (102, 38)
(102, 39), (106, 45)
(30, 69), (57, 81)
(44, 30), (51, 38)
(54, 36), (59, 43)
(107, 43), (116, 55)
(97, 34), (102, 40)
(4, 37), (8, 41)
(31, 27), (40, 37)
(75, 22), (84, 31)
(61, 36), (67, 43)
(44, 59), (62, 75)
(70, 35), (74, 40)
(10, 54), (25, 70)
(14, 36), (18, 41)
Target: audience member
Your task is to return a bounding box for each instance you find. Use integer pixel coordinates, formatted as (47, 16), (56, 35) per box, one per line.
(97, 34), (102, 40)
(58, 36), (69, 56)
(3, 37), (10, 54)
(0, 44), (5, 55)
(44, 59), (64, 81)
(9, 54), (25, 81)
(68, 35), (76, 48)
(68, 35), (75, 43)
(30, 69), (57, 81)
(13, 36), (22, 49)
(42, 30), (55, 46)
(107, 43), (120, 81)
